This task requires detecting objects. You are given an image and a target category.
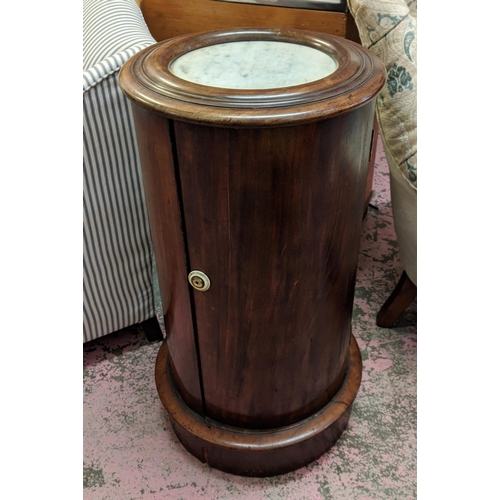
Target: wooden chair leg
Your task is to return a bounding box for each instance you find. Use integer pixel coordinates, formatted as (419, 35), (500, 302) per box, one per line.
(140, 316), (164, 343)
(376, 271), (417, 328)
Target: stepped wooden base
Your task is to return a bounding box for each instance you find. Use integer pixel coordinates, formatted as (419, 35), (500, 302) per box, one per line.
(155, 334), (362, 477)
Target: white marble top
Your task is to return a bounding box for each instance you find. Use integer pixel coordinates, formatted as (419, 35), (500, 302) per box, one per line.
(169, 41), (338, 90)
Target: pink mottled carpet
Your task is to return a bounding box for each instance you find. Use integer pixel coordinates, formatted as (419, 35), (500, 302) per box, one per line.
(83, 135), (417, 499)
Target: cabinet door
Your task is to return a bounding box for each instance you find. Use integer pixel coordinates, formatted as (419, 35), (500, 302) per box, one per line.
(174, 107), (373, 428)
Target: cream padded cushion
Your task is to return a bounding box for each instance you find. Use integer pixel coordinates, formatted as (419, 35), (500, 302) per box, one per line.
(385, 147), (417, 285)
(348, 0), (417, 189)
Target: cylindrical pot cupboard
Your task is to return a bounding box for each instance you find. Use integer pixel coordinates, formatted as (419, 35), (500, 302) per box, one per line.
(119, 28), (385, 477)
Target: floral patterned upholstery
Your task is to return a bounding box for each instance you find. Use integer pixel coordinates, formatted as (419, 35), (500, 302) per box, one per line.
(348, 0), (417, 286)
(348, 0), (417, 188)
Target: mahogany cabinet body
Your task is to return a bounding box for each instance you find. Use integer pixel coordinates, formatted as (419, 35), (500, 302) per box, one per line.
(133, 101), (373, 418)
(120, 28), (385, 476)
(132, 103), (371, 474)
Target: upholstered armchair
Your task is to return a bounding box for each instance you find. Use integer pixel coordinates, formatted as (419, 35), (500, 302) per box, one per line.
(83, 0), (163, 342)
(347, 0), (417, 327)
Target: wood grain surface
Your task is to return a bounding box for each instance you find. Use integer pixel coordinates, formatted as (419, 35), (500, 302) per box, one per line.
(141, 0), (350, 41)
(174, 103), (374, 427)
(131, 104), (204, 414)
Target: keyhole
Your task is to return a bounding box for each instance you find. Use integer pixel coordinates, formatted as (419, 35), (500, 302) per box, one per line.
(192, 277), (204, 288)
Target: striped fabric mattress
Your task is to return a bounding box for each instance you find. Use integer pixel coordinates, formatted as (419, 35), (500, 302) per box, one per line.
(83, 0), (160, 342)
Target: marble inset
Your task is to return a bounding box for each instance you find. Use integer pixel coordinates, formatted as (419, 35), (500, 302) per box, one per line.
(169, 41), (338, 89)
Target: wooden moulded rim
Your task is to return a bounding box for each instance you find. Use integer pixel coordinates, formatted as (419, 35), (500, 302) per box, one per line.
(119, 28), (386, 127)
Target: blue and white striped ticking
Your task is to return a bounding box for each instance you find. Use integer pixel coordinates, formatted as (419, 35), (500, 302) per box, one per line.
(83, 0), (156, 72)
(83, 0), (159, 342)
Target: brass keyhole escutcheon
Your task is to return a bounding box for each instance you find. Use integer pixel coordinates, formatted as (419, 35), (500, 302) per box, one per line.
(188, 270), (211, 291)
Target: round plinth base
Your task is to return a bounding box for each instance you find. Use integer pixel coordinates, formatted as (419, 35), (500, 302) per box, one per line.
(155, 334), (362, 477)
